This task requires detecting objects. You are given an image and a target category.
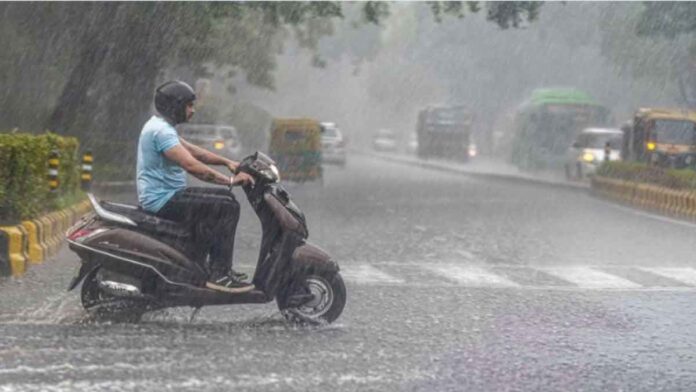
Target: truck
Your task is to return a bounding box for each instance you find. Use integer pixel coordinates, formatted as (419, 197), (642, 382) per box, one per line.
(416, 105), (473, 162)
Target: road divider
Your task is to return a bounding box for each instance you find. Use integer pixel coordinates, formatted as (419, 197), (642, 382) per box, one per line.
(0, 200), (92, 277)
(591, 176), (696, 221)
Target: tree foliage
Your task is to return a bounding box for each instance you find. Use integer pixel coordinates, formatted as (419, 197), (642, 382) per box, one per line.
(636, 2), (696, 39)
(0, 1), (543, 178)
(598, 2), (696, 108)
(485, 2), (541, 29)
(0, 132), (81, 223)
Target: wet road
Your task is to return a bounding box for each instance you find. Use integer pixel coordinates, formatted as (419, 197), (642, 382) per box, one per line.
(3, 154), (696, 391)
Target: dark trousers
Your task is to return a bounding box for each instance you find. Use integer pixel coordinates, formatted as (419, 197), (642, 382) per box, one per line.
(157, 187), (240, 277)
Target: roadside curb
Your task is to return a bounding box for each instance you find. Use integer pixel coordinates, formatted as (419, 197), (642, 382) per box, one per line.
(365, 150), (696, 224)
(0, 199), (92, 277)
(359, 150), (589, 192)
(362, 151), (696, 225)
(592, 176), (696, 221)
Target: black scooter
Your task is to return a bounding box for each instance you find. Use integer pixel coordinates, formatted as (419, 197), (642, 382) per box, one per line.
(66, 152), (346, 324)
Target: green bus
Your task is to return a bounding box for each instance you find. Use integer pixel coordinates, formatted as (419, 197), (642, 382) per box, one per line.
(510, 88), (611, 170)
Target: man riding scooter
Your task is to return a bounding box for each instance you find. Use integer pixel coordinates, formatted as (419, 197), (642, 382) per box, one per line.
(137, 80), (255, 293)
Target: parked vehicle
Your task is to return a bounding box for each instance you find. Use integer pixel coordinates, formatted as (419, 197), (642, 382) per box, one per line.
(510, 88), (611, 171)
(621, 108), (696, 169)
(66, 152), (346, 325)
(269, 118), (323, 183)
(373, 128), (398, 152)
(416, 105), (473, 162)
(564, 127), (622, 179)
(178, 124), (243, 160)
(320, 122), (347, 166)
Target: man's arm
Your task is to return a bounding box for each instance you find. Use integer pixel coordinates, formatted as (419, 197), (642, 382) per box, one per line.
(164, 144), (231, 185)
(179, 138), (238, 170)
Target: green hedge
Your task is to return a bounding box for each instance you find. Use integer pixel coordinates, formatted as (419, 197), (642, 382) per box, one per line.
(596, 161), (696, 190)
(0, 132), (83, 224)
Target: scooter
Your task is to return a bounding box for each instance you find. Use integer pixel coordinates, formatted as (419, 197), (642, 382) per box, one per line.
(66, 152), (346, 324)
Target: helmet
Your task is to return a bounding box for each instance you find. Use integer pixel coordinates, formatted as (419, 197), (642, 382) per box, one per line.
(154, 80), (196, 124)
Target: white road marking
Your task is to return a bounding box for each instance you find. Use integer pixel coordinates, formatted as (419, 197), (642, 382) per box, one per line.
(246, 262), (696, 291)
(541, 267), (642, 289)
(424, 265), (519, 287)
(340, 264), (404, 284)
(639, 267), (696, 286)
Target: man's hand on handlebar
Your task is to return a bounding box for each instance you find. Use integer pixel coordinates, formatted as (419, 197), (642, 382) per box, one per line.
(231, 172), (255, 187)
(226, 161), (239, 174)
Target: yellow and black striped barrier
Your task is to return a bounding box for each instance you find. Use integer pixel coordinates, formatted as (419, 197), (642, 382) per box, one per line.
(591, 176), (696, 221)
(48, 150), (60, 192)
(81, 150), (93, 191)
(0, 200), (92, 277)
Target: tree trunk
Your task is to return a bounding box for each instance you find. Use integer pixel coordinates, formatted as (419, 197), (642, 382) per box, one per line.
(45, 3), (119, 138)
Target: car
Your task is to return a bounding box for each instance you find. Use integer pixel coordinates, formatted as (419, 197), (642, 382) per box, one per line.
(373, 128), (398, 152)
(320, 122), (347, 166)
(178, 124), (243, 160)
(564, 127), (623, 180)
(468, 141), (478, 159)
(405, 132), (418, 154)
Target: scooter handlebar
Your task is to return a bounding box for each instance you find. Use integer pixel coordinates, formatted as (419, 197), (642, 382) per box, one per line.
(228, 173), (256, 192)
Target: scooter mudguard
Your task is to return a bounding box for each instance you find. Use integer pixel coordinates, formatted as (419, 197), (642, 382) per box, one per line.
(291, 242), (339, 275)
(67, 261), (100, 291)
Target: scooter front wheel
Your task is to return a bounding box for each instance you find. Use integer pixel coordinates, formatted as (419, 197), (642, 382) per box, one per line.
(276, 271), (346, 325)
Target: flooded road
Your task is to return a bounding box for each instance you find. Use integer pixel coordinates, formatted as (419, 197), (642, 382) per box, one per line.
(2, 155), (696, 391)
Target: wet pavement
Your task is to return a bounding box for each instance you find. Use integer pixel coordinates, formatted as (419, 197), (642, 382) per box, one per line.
(2, 154), (696, 391)
(364, 150), (589, 190)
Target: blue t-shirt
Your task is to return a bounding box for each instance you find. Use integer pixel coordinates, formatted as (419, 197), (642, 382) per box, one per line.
(136, 115), (187, 212)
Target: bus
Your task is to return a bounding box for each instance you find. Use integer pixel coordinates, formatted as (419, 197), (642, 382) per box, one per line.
(510, 88), (611, 170)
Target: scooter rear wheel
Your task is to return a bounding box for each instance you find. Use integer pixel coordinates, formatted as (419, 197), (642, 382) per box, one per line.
(81, 268), (148, 323)
(277, 271), (346, 325)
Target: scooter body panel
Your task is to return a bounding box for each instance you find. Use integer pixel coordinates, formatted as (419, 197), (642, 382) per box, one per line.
(71, 225), (207, 287)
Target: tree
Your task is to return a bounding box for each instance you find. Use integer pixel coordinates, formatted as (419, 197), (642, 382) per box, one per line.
(636, 2), (696, 39)
(599, 2), (696, 108)
(0, 1), (543, 177)
(636, 2), (696, 107)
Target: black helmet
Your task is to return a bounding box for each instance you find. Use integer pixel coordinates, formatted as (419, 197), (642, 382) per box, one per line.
(154, 80), (196, 124)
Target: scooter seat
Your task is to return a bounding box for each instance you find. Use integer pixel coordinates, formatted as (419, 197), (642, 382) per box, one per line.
(100, 201), (190, 240)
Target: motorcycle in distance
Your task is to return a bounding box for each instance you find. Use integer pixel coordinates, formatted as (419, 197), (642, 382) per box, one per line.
(66, 152), (346, 325)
